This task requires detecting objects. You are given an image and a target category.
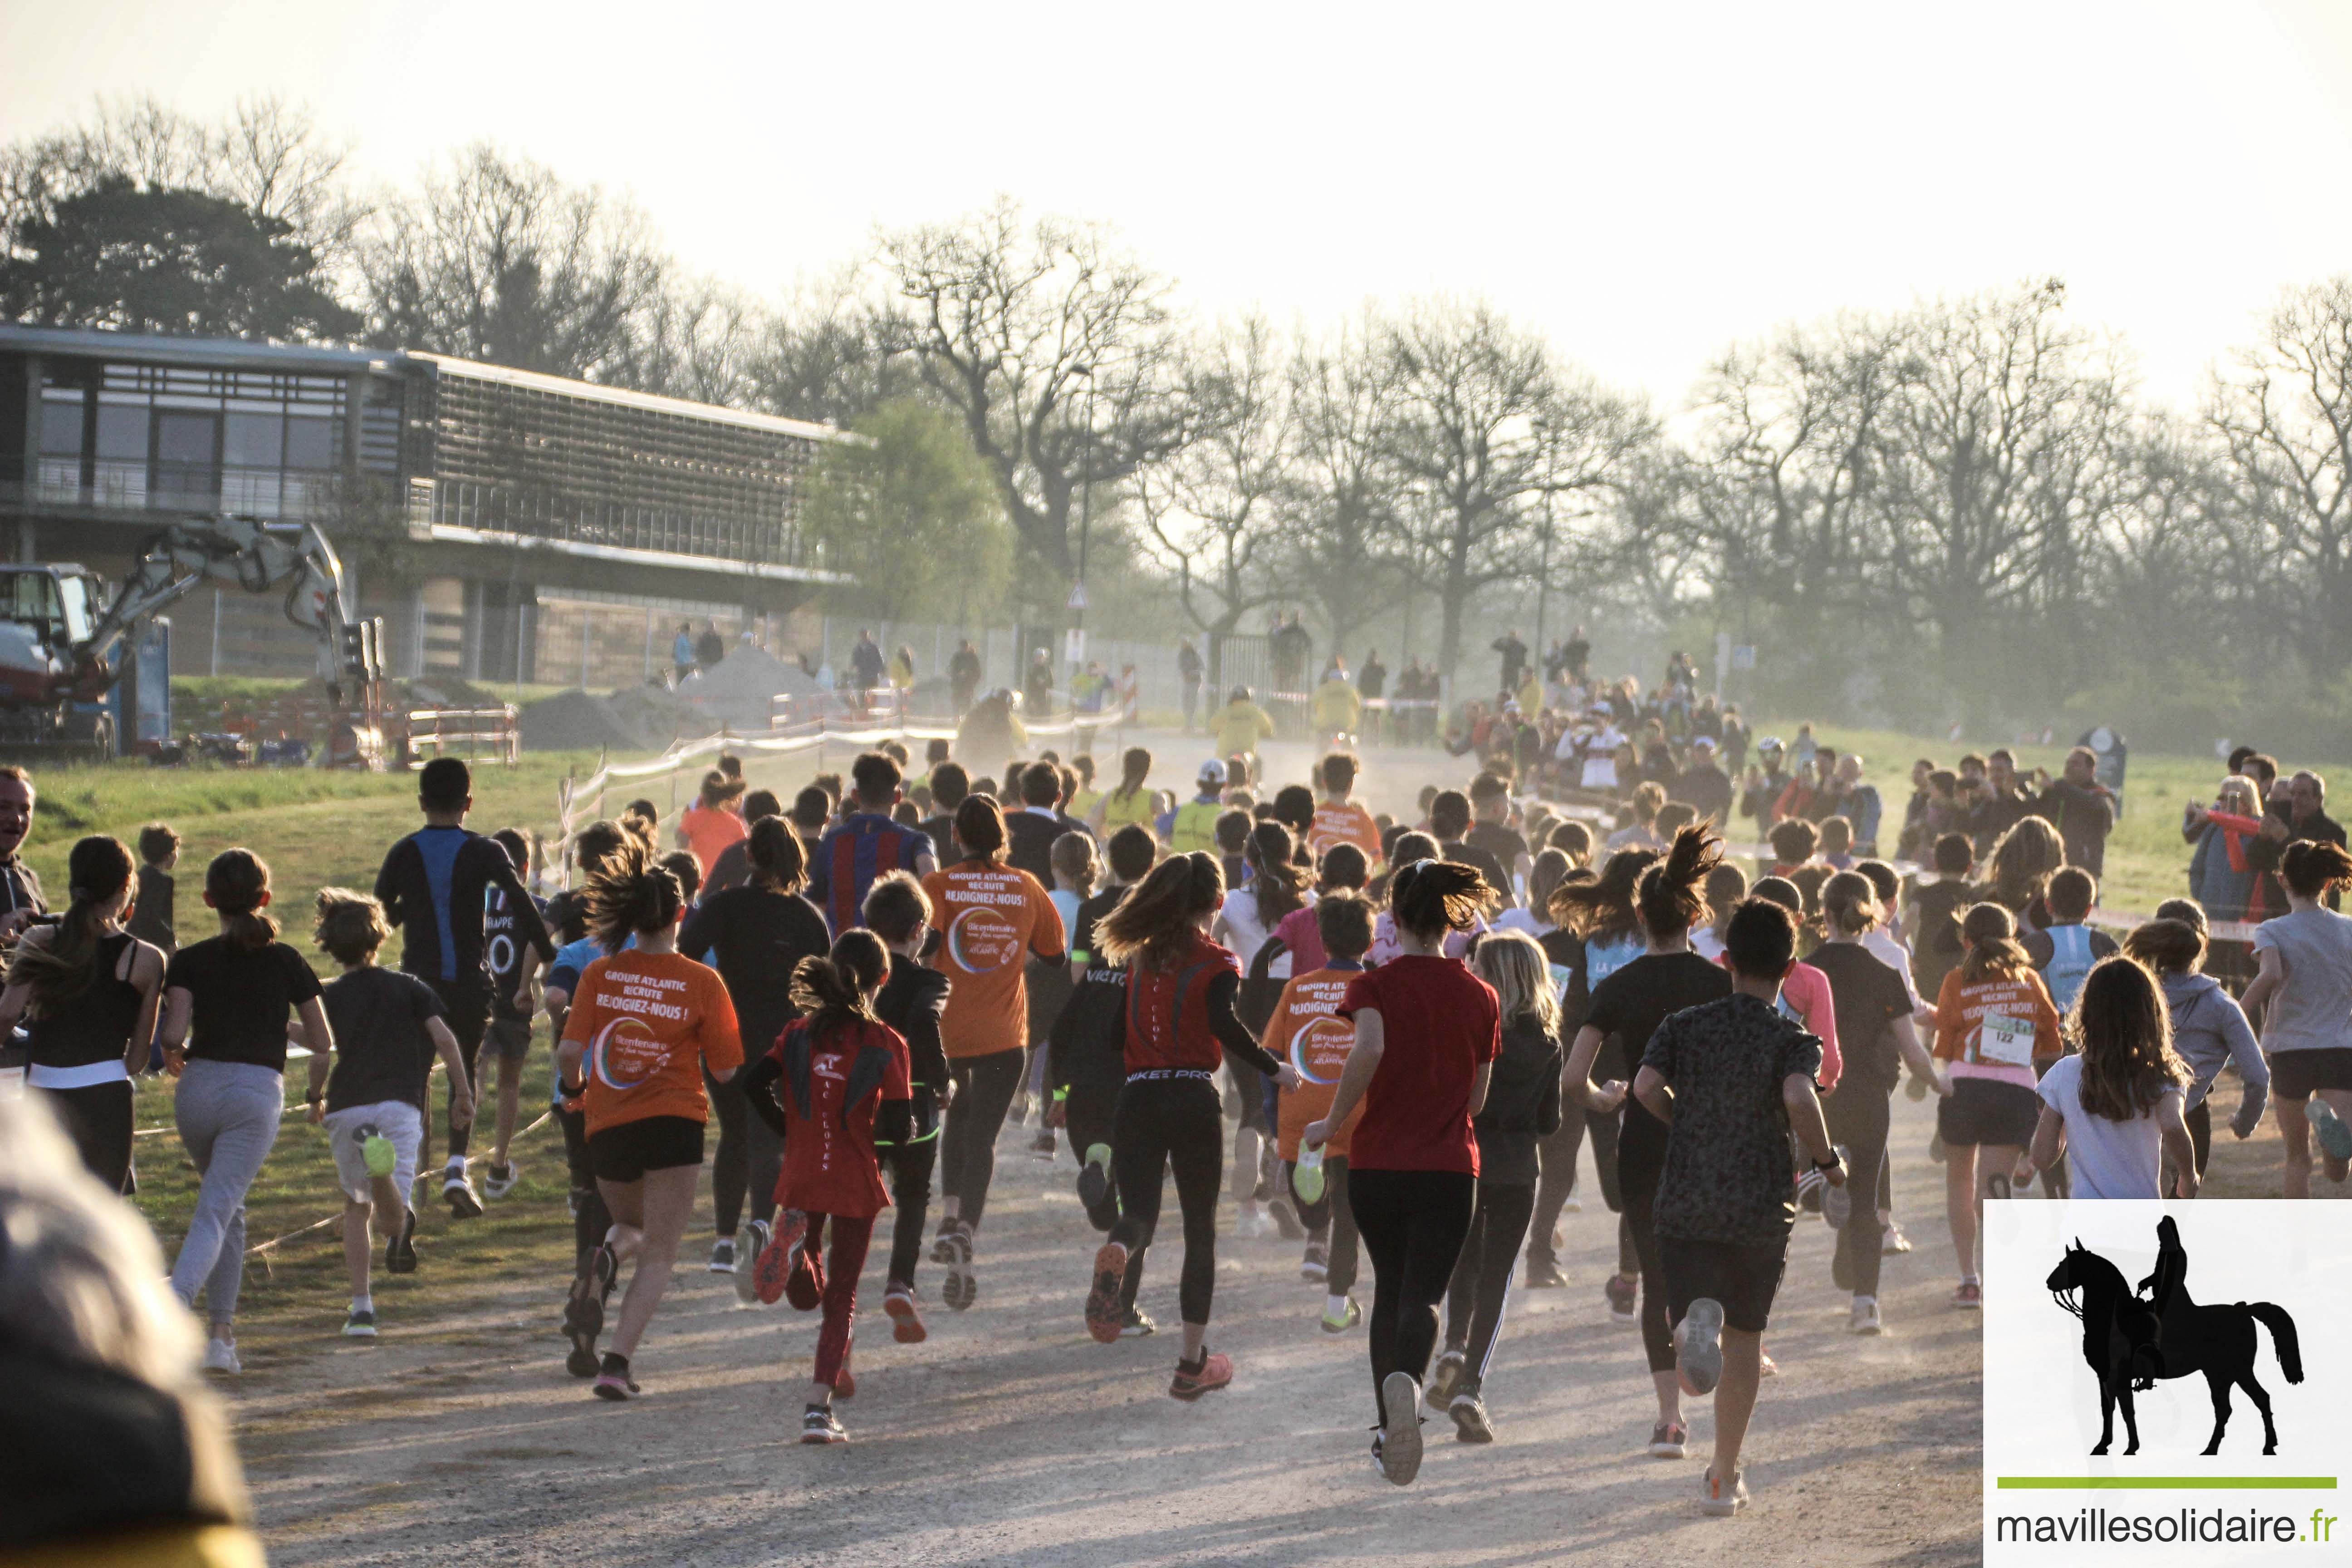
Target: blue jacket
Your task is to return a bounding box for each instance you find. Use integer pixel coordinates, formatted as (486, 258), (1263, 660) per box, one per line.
(2186, 823), (2258, 922)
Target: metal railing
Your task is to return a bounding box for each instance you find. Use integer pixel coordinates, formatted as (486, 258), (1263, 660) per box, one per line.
(407, 705), (520, 767)
(0, 457), (336, 520)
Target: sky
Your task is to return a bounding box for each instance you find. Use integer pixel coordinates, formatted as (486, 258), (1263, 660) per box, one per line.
(7, 0), (2352, 414)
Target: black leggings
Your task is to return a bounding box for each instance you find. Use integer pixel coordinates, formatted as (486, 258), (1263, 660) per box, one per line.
(878, 1134), (938, 1286)
(940, 1048), (1025, 1230)
(1530, 1106), (1620, 1264)
(1823, 1087), (1891, 1299)
(1349, 1166), (1478, 1424)
(1109, 1076), (1225, 1327)
(1287, 1155), (1360, 1296)
(1444, 1180), (1535, 1386)
(558, 1102), (613, 1264)
(1067, 1070), (1149, 1311)
(42, 1079), (134, 1194)
(705, 1065), (784, 1236)
(1619, 1142), (1673, 1373)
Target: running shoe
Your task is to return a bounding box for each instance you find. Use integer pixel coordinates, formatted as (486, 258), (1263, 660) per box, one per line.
(800, 1405), (848, 1444)
(1882, 1222), (1912, 1255)
(1648, 1421), (1688, 1459)
(1268, 1194), (1305, 1240)
(734, 1220), (769, 1307)
(708, 1237), (736, 1274)
(754, 1211), (808, 1306)
(785, 1232), (827, 1313)
(201, 1338), (241, 1375)
(1121, 1306), (1157, 1338)
(884, 1282), (927, 1344)
(565, 1242), (617, 1377)
(444, 1163), (483, 1219)
(483, 1161), (521, 1200)
(1604, 1272), (1637, 1326)
(1320, 1297), (1361, 1333)
(930, 1220), (960, 1264)
(1169, 1350), (1234, 1401)
(1031, 1128), (1057, 1160)
(1562, 1195), (1583, 1214)
(1700, 1465), (1749, 1517)
(1448, 1390), (1495, 1444)
(2313, 1100), (2352, 1165)
(1674, 1297), (1726, 1396)
(1795, 1164), (1826, 1214)
(1759, 1350), (1778, 1377)
(593, 1353), (638, 1401)
(1085, 1240), (1131, 1344)
(941, 1224), (977, 1312)
(1822, 1148), (1852, 1229)
(343, 1307), (377, 1339)
(1076, 1144), (1113, 1218)
(1850, 1297), (1883, 1336)
(1300, 1241), (1329, 1283)
(386, 1208), (418, 1275)
(1954, 1280), (1983, 1310)
(1426, 1349), (1466, 1410)
(1524, 1254), (1568, 1290)
(1377, 1372), (1424, 1485)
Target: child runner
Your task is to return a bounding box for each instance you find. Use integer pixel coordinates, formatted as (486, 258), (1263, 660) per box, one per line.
(129, 822), (180, 958)
(1219, 820), (1312, 1237)
(1091, 747), (1160, 839)
(808, 752), (938, 936)
(0, 836), (166, 1192)
(1563, 829), (1731, 1460)
(1634, 894), (1840, 1517)
(477, 828), (544, 1200)
(1275, 843), (1371, 977)
(300, 889), (473, 1337)
(743, 931), (912, 1443)
(1307, 753), (1384, 866)
(1167, 761), (1227, 853)
(2029, 957), (2196, 1200)
(157, 850), (332, 1374)
(1522, 848), (1597, 1290)
(1304, 858), (1500, 1486)
(680, 816), (830, 1287)
(2239, 841), (2352, 1197)
(1931, 903), (2063, 1307)
(924, 794), (1065, 1307)
(1807, 872), (1949, 1334)
(1083, 853), (1302, 1398)
(1266, 892), (1374, 1326)
(677, 768), (749, 878)
(2123, 908), (2268, 1180)
(556, 842), (743, 1399)
(1428, 929), (1563, 1443)
(863, 872), (951, 1343)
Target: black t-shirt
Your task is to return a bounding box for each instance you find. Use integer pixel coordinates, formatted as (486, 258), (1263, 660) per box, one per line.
(1805, 941), (1915, 1095)
(919, 814), (958, 867)
(1440, 838), (1517, 910)
(1583, 951), (1733, 1167)
(1538, 926), (1592, 1032)
(679, 886), (831, 1058)
(484, 886), (546, 1022)
(163, 936), (322, 1073)
(321, 966), (449, 1112)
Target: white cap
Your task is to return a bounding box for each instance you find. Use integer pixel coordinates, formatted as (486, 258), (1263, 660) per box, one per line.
(1197, 759), (1227, 785)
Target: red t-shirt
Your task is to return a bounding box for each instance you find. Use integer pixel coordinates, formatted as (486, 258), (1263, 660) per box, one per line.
(1338, 955), (1501, 1175)
(769, 1016), (912, 1220)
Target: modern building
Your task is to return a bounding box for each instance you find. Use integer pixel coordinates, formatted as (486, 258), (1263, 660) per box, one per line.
(0, 323), (848, 687)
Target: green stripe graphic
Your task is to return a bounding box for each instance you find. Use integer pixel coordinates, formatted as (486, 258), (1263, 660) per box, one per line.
(1997, 1477), (2337, 1490)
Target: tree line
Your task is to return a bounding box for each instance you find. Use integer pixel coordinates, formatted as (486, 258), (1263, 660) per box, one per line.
(7, 98), (2352, 750)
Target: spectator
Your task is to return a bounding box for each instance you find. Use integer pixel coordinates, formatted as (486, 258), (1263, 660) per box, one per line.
(695, 621), (726, 671)
(2251, 770), (2348, 914)
(2187, 777), (2266, 925)
(1671, 737), (1733, 827)
(2036, 746), (2118, 878)
(852, 629), (887, 693)
(1831, 754), (1883, 853)
(672, 622), (695, 684)
(949, 640), (984, 716)
(131, 822), (181, 957)
(1491, 628), (1529, 699)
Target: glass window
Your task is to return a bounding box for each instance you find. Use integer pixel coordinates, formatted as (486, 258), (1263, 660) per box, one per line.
(95, 399), (149, 460)
(224, 407), (284, 469)
(284, 412), (339, 471)
(55, 575), (94, 644)
(39, 395), (83, 456)
(155, 410), (218, 466)
(0, 572), (62, 626)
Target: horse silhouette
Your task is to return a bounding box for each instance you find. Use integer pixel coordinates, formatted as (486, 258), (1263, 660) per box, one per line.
(2046, 1219), (2302, 1456)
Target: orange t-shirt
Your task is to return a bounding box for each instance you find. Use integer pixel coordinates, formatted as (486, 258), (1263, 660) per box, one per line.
(1931, 966), (2063, 1088)
(679, 803), (748, 877)
(562, 949), (744, 1133)
(923, 860), (1066, 1059)
(1307, 799), (1382, 864)
(1268, 965), (1367, 1162)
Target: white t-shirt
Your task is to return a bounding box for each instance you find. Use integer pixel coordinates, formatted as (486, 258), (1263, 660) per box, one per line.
(2035, 1053), (2180, 1200)
(1220, 886), (1307, 979)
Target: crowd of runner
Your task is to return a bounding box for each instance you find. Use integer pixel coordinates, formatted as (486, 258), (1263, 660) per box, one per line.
(6, 681), (2350, 1516)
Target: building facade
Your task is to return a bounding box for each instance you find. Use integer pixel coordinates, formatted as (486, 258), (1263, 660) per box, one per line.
(0, 324), (847, 686)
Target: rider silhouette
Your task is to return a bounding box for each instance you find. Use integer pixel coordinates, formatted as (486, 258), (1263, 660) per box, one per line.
(2129, 1215), (2190, 1389)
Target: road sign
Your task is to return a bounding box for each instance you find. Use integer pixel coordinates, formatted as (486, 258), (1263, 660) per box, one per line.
(1732, 645), (1757, 671)
(1068, 580), (1088, 611)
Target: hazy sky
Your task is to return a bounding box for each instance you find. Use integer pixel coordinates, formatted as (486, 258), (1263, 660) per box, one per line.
(8, 0), (2352, 412)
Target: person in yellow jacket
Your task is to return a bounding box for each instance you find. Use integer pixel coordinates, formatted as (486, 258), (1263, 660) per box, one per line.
(1312, 673), (1363, 740)
(1168, 760), (1228, 853)
(1515, 669), (1544, 719)
(1213, 686), (1276, 763)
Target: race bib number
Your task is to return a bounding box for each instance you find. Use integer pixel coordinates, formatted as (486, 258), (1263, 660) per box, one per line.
(1975, 1012), (2036, 1067)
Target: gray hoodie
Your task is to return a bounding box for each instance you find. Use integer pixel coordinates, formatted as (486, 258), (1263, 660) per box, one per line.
(2161, 970), (2268, 1134)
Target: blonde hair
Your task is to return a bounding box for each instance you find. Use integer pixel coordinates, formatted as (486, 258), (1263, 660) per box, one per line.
(1473, 928), (1559, 1036)
(2216, 777), (2260, 817)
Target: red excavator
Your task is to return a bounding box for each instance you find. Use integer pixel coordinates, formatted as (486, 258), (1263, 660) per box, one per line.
(0, 514), (384, 763)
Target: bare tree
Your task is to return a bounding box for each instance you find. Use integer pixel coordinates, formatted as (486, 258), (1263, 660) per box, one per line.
(1283, 313), (1415, 664)
(751, 271), (924, 426)
(626, 278), (763, 407)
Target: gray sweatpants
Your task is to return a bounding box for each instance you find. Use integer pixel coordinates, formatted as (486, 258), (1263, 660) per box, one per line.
(169, 1058), (284, 1324)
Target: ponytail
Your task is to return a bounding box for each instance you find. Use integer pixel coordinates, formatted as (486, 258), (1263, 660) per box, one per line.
(1389, 858), (1494, 941)
(207, 848), (278, 951)
(7, 835), (133, 1006)
(1959, 901), (2031, 985)
(2282, 839), (2352, 901)
(1820, 870), (1883, 936)
(789, 930), (888, 1042)
(1097, 852), (1223, 970)
(1112, 746), (1151, 804)
(1551, 846), (1657, 941)
(1244, 822), (1308, 921)
(1635, 823), (1721, 941)
(582, 838), (685, 954)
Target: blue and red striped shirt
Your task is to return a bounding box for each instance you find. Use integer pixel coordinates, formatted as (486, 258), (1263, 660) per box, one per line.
(808, 813), (936, 935)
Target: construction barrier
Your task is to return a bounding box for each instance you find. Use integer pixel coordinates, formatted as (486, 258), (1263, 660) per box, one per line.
(406, 705), (521, 767)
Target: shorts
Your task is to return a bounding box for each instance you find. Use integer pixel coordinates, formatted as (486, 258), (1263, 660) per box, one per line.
(1937, 1077), (2040, 1148)
(1661, 1235), (1788, 1334)
(2267, 1048), (2352, 1102)
(588, 1115), (705, 1183)
(485, 1016), (534, 1063)
(323, 1101), (423, 1203)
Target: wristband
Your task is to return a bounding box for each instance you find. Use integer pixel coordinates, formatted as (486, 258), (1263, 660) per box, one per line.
(1813, 1155), (1842, 1172)
(1052, 1087), (1068, 1102)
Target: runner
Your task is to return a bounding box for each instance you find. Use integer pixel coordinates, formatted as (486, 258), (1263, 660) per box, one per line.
(1168, 761), (1227, 854)
(1904, 832), (1976, 1003)
(0, 836), (165, 1192)
(157, 849), (332, 1375)
(1466, 773), (1534, 902)
(1083, 853), (1303, 1401)
(924, 794), (1066, 1307)
(1302, 858), (1498, 1485)
(477, 828), (543, 1201)
(1428, 929), (1563, 1443)
(679, 816), (830, 1286)
(1522, 848), (1597, 1290)
(1267, 893), (1374, 1327)
(677, 769), (749, 877)
(1211, 686), (1276, 774)
(703, 790), (783, 898)
(1276, 843), (1371, 976)
(742, 931), (912, 1443)
(2238, 840), (2352, 1197)
(1632, 893), (1840, 1517)
(2028, 958), (2196, 1200)
(1217, 821), (1313, 1237)
(556, 841), (743, 1399)
(918, 765), (968, 865)
(1931, 903), (2063, 1307)
(300, 888), (474, 1338)
(1307, 754), (1382, 866)
(1091, 747), (1160, 839)
(809, 752), (938, 936)
(2123, 908), (2267, 1180)
(372, 758), (554, 1218)
(1808, 872), (1949, 1334)
(1561, 828), (1730, 1461)
(1430, 790), (1514, 909)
